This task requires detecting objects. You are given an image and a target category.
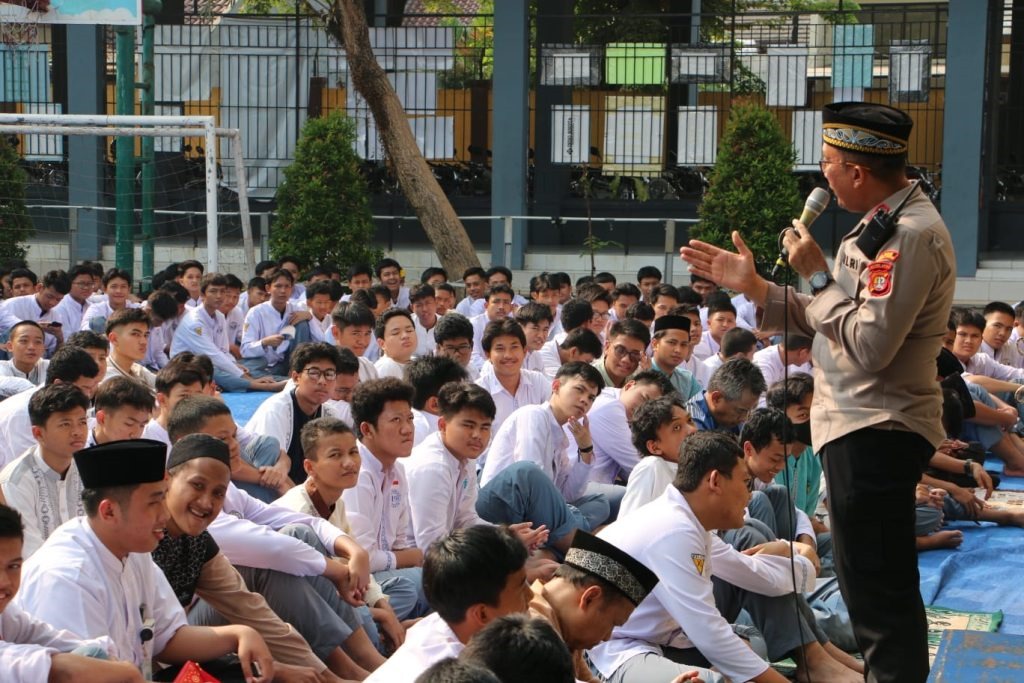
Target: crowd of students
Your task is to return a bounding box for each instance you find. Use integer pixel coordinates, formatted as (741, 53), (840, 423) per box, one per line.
(0, 254), (1014, 682)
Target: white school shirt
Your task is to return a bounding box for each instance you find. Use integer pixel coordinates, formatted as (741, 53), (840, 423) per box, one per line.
(701, 353), (724, 378)
(241, 300), (301, 366)
(0, 376), (33, 400)
(374, 355), (409, 380)
(474, 365), (550, 435)
(731, 292), (758, 330)
(480, 402), (591, 503)
(207, 482), (345, 578)
(104, 356), (157, 390)
(962, 350), (1024, 382)
(141, 419), (171, 446)
(619, 456), (675, 516)
(49, 294), (90, 333)
(171, 306), (243, 378)
(0, 295), (59, 353)
(225, 305), (245, 346)
(0, 359), (48, 386)
(341, 442), (416, 573)
(0, 601), (112, 683)
(142, 320), (170, 370)
(309, 312), (333, 343)
(538, 338), (564, 379)
(16, 517), (189, 669)
(0, 385), (40, 469)
(681, 355), (712, 390)
(752, 345), (812, 405)
(689, 330), (719, 363)
(588, 389), (640, 485)
(405, 431), (487, 550)
(524, 349), (546, 373)
(79, 299), (141, 332)
(413, 316), (438, 357)
(364, 613), (463, 683)
(0, 445), (84, 558)
(589, 487), (815, 683)
(454, 296), (482, 317)
(362, 340), (381, 363)
(469, 312), (495, 366)
(980, 339), (1024, 369)
(412, 409), (439, 447)
(750, 478), (815, 541)
(357, 355), (379, 383)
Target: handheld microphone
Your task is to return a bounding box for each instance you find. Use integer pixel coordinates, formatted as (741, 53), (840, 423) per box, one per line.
(771, 187), (831, 279)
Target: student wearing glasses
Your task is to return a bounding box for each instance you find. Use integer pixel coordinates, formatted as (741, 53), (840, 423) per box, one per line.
(49, 264), (97, 333)
(685, 358), (766, 435)
(593, 319), (650, 390)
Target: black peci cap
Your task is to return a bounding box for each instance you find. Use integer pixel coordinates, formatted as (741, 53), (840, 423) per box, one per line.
(822, 102), (913, 156)
(565, 530), (659, 606)
(167, 433), (231, 471)
(74, 439), (167, 489)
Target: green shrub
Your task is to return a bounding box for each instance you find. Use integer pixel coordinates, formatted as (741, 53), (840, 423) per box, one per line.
(272, 112), (381, 272)
(0, 140), (33, 262)
(692, 103), (801, 281)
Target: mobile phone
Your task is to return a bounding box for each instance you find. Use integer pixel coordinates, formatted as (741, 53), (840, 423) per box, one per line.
(251, 661), (263, 678)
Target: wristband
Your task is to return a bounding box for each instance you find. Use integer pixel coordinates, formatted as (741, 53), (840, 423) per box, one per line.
(578, 445), (594, 453)
(963, 458), (974, 476)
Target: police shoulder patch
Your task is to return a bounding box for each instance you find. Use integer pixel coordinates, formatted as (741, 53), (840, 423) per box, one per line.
(867, 261), (893, 297)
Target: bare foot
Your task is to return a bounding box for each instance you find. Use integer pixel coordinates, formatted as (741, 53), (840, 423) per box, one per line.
(916, 530), (963, 550)
(823, 640), (864, 674)
(793, 642), (863, 683)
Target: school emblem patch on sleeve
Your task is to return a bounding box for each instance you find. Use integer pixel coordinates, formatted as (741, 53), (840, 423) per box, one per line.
(691, 553), (706, 575)
(867, 260), (894, 297)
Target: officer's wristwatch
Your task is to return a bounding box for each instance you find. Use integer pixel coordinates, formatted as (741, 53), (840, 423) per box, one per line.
(809, 270), (834, 296)
(963, 458), (974, 476)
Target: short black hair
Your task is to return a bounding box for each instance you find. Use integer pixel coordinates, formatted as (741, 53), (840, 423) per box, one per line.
(147, 290), (179, 323)
(636, 265), (662, 282)
(434, 313), (474, 346)
(9, 267), (37, 285)
(159, 280), (189, 305)
(437, 382), (496, 421)
(575, 283), (612, 307)
(82, 485), (136, 518)
(305, 280), (335, 301)
(559, 299), (593, 332)
(105, 307), (151, 335)
(247, 276), (267, 292)
(277, 255), (303, 270)
(155, 356), (210, 395)
(335, 347), (360, 376)
(630, 394), (689, 456)
(28, 383), (90, 427)
(460, 614), (574, 683)
(94, 376), (156, 414)
(223, 273), (245, 291)
(199, 272), (229, 295)
(178, 259), (204, 277)
(765, 374), (814, 410)
(950, 307), (985, 333)
(102, 268), (132, 287)
(167, 395), (232, 443)
(404, 356), (469, 410)
(351, 378), (415, 438)
(331, 301), (376, 331)
(625, 301), (654, 323)
(409, 283), (436, 304)
(628, 369), (675, 397)
(486, 265), (513, 283)
(416, 659), (500, 683)
(675, 286), (704, 306)
(348, 263), (373, 281)
(650, 283), (679, 306)
(46, 346), (100, 385)
(63, 330), (109, 354)
(0, 504), (23, 541)
(739, 407), (792, 451)
(484, 283), (514, 303)
(375, 308), (414, 340)
(983, 301), (1015, 319)
(576, 275), (595, 289)
(706, 293), (737, 317)
(721, 327), (758, 357)
(529, 273), (553, 294)
(607, 318), (651, 348)
(611, 282), (641, 301)
(255, 259), (278, 275)
(422, 525), (527, 624)
(783, 334), (813, 351)
(348, 289), (375, 311)
(375, 257), (402, 278)
(594, 271), (617, 285)
(482, 319), (526, 354)
(549, 272), (571, 289)
(300, 416), (354, 462)
(268, 268), (295, 285)
(420, 266), (448, 284)
(462, 267), (486, 281)
(554, 360), (605, 393)
(559, 328), (603, 357)
(436, 283), (456, 298)
(290, 342), (343, 374)
(514, 302), (554, 326)
(7, 319), (43, 340)
(674, 430), (743, 492)
(41, 269), (71, 295)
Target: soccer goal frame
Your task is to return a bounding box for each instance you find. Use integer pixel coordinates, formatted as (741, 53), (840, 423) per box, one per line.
(0, 113), (255, 275)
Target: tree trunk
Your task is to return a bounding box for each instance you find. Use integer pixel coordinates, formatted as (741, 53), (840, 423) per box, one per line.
(316, 0), (483, 278)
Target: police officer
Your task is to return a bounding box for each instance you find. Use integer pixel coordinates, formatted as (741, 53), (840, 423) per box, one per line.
(680, 102), (955, 683)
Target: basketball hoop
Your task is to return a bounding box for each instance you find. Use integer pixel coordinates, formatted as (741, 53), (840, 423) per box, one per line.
(0, 0), (47, 49)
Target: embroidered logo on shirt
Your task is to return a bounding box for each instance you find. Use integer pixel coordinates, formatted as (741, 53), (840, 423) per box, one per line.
(194, 326), (203, 336)
(691, 553), (706, 575)
(867, 260), (894, 297)
(876, 249), (900, 262)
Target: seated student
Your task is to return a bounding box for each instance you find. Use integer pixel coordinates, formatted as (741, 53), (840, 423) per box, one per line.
(63, 330), (109, 379)
(479, 361), (611, 538)
(0, 321), (48, 385)
(0, 384), (89, 557)
(593, 319), (650, 390)
(649, 315), (701, 400)
(515, 302), (554, 373)
(0, 346), (100, 469)
(527, 273), (560, 329)
(0, 504), (146, 683)
(411, 284), (441, 357)
(459, 614), (575, 683)
(104, 308), (156, 389)
(175, 259), (204, 307)
(350, 286), (390, 363)
(240, 268), (312, 379)
(686, 358), (766, 434)
(376, 258), (410, 310)
(49, 263), (95, 335)
(88, 376), (155, 448)
(142, 355), (211, 445)
(951, 307), (1024, 388)
(701, 327), (758, 377)
(306, 279), (340, 344)
(636, 266), (661, 304)
(344, 263), (374, 301)
(331, 301), (380, 382)
(434, 313), (480, 381)
(690, 295), (736, 363)
(406, 355), (469, 446)
(276, 256), (307, 303)
(752, 335), (813, 399)
(342, 379), (431, 619)
(246, 342), (348, 487)
(273, 418), (405, 651)
(7, 268), (38, 298)
(469, 285), (515, 367)
(487, 267), (529, 308)
(765, 376), (824, 523)
(374, 308), (419, 379)
(218, 273), (247, 356)
(365, 525), (531, 682)
(16, 440), (276, 681)
(171, 273), (284, 393)
(591, 431), (825, 683)
(156, 434), (360, 682)
(0, 270), (69, 356)
(538, 327), (603, 381)
(416, 658), (501, 683)
(80, 268), (135, 333)
(329, 346), (362, 411)
(587, 370), (675, 488)
(609, 283), (641, 322)
(619, 395), (697, 516)
(649, 284), (680, 320)
(475, 319), (550, 435)
(551, 273), (573, 307)
(421, 266), (448, 288)
(142, 289), (179, 371)
(527, 531), (665, 683)
(434, 282), (457, 317)
(241, 275), (269, 316)
(981, 301), (1024, 367)
(455, 267), (488, 318)
(575, 284), (613, 339)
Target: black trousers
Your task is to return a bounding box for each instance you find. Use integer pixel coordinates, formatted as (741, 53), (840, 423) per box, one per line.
(822, 428), (933, 683)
